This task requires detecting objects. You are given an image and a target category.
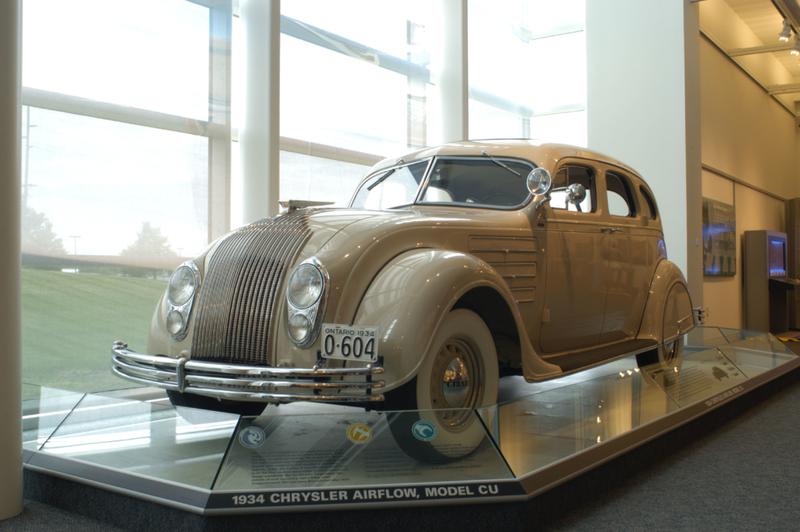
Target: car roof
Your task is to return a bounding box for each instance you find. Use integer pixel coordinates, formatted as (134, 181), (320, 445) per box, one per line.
(369, 139), (646, 183)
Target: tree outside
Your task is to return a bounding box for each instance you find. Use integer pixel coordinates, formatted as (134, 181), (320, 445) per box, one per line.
(21, 205), (67, 256)
(121, 222), (177, 278)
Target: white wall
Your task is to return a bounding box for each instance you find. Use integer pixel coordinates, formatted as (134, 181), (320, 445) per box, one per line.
(586, 0), (703, 304)
(700, 38), (798, 200)
(699, 34), (799, 329)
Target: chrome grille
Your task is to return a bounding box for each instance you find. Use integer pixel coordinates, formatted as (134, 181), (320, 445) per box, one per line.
(191, 211), (311, 364)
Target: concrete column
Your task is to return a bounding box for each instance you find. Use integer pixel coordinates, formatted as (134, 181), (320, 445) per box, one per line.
(0, 0), (24, 521)
(586, 0), (703, 306)
(435, 0), (468, 143)
(240, 0), (280, 222)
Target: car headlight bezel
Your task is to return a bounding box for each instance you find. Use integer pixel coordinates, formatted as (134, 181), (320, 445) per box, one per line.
(168, 265), (197, 306)
(166, 260), (201, 341)
(287, 263), (324, 309)
(286, 257), (329, 349)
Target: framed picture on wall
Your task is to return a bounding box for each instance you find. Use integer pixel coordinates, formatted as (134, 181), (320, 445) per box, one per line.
(702, 197), (736, 276)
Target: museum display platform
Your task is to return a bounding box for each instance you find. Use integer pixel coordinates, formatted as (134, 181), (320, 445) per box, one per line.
(21, 327), (800, 516)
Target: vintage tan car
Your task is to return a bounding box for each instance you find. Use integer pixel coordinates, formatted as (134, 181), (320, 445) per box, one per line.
(112, 140), (695, 457)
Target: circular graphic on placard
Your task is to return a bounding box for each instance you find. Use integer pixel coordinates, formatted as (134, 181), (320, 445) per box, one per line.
(346, 423), (372, 444)
(239, 426), (266, 448)
(411, 420), (437, 441)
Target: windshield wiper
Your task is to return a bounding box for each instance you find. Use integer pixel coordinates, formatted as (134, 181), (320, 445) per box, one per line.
(482, 150), (520, 177)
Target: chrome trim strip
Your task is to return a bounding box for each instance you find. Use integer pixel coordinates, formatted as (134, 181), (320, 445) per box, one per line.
(472, 248), (538, 254)
(185, 374), (384, 389)
(112, 343), (385, 402)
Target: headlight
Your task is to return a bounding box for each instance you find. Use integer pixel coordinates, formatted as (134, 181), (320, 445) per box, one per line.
(287, 263), (324, 308)
(288, 314), (312, 343)
(166, 310), (185, 335)
(168, 266), (196, 306)
(285, 258), (329, 348)
(165, 260), (201, 341)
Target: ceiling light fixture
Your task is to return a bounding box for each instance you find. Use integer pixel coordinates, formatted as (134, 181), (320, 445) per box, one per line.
(779, 19), (792, 42)
(793, 34), (800, 56)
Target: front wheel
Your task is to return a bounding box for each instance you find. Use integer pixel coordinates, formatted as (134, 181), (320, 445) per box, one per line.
(384, 309), (499, 462)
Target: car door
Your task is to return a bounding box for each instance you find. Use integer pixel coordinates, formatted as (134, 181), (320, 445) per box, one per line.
(538, 163), (607, 353)
(599, 168), (660, 344)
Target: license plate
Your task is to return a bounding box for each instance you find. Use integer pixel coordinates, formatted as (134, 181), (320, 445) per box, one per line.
(321, 324), (378, 362)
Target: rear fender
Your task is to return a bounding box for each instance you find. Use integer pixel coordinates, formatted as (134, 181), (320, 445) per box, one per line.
(638, 259), (696, 343)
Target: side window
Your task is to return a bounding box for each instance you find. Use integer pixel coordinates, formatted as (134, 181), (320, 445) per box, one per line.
(550, 166), (596, 213)
(640, 185), (658, 220)
(351, 161), (428, 210)
(606, 172), (637, 217)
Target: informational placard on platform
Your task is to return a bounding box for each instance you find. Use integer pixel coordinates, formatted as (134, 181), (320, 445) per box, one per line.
(210, 409), (518, 509)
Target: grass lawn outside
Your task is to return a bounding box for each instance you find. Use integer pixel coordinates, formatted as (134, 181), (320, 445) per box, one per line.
(22, 269), (167, 392)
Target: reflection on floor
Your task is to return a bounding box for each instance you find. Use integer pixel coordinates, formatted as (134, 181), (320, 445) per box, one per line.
(485, 328), (796, 477)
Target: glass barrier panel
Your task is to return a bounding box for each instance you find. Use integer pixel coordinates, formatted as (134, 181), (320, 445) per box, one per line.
(643, 347), (749, 408)
(719, 328), (771, 344)
(717, 333), (797, 378)
(37, 394), (239, 489)
(476, 367), (678, 477)
(214, 408), (513, 491)
(23, 385), (85, 453)
(685, 327), (728, 349)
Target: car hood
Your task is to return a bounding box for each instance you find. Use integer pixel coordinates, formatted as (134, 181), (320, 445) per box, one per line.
(299, 205), (518, 260)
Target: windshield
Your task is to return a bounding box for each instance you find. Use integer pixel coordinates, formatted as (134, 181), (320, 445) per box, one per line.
(419, 157), (535, 208)
(350, 161), (429, 210)
(350, 156), (536, 210)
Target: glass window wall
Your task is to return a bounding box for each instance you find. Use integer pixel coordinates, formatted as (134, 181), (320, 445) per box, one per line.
(21, 0), (586, 393)
(20, 0), (230, 392)
(468, 0), (587, 146)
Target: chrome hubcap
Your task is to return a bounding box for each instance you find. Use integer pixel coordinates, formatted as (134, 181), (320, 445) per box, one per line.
(430, 336), (483, 429)
(442, 357), (471, 407)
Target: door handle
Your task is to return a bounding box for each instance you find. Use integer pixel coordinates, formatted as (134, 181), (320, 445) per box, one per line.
(601, 227), (626, 234)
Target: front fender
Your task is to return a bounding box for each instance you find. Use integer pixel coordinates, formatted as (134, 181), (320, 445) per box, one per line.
(637, 259), (696, 343)
(353, 249), (552, 391)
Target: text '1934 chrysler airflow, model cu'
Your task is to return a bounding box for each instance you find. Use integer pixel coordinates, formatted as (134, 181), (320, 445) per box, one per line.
(112, 140), (696, 462)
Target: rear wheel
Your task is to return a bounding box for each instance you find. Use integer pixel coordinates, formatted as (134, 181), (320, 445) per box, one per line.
(384, 309), (499, 462)
(636, 335), (684, 373)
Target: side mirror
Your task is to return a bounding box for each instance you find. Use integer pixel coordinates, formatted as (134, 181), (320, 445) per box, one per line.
(565, 183), (586, 212)
(527, 168), (552, 211)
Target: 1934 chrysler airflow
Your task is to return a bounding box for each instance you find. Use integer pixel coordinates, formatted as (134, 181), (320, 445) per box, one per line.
(112, 140), (696, 460)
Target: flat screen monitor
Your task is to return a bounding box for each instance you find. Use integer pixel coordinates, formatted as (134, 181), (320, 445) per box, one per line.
(769, 235), (787, 280)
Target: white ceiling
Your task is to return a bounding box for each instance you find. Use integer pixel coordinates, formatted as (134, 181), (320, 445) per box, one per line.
(708, 0), (800, 112)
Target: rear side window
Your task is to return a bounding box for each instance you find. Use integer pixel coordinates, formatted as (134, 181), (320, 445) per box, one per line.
(606, 172), (637, 217)
(640, 185), (658, 220)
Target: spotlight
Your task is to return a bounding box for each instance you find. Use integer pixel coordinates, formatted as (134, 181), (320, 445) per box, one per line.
(780, 19), (792, 42)
(792, 34), (800, 56)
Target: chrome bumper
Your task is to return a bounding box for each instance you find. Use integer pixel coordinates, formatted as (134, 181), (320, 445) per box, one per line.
(111, 342), (385, 403)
